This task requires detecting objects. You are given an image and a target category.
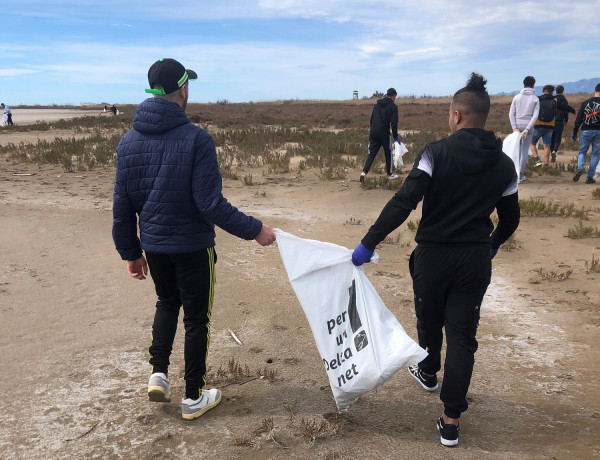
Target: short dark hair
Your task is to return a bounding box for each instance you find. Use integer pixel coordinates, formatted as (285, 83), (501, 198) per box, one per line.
(543, 84), (555, 94)
(556, 85), (564, 94)
(452, 72), (490, 116)
(523, 76), (535, 88)
(595, 83), (600, 92)
(386, 88), (397, 97)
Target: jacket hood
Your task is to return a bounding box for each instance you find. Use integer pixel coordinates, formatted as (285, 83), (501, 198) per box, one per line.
(445, 128), (504, 175)
(520, 87), (536, 96)
(132, 98), (190, 134)
(376, 97), (395, 107)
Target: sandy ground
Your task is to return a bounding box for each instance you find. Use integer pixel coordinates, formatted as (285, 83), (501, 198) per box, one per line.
(0, 115), (599, 460)
(8, 108), (108, 124)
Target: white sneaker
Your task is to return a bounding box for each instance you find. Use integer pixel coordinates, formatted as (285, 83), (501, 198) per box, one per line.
(387, 174), (399, 180)
(360, 171), (366, 183)
(181, 388), (222, 420)
(148, 372), (171, 402)
(519, 175), (526, 183)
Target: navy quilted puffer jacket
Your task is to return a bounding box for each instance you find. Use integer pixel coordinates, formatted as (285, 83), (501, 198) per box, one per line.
(112, 98), (262, 261)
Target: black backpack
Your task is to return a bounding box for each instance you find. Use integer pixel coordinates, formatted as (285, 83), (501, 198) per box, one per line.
(538, 97), (557, 122)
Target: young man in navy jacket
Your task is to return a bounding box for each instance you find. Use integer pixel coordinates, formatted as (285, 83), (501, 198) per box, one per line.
(112, 58), (276, 420)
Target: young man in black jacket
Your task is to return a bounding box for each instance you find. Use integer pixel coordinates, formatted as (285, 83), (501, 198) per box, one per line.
(352, 73), (520, 447)
(531, 85), (574, 167)
(550, 85), (576, 161)
(572, 83), (600, 184)
(360, 88), (400, 181)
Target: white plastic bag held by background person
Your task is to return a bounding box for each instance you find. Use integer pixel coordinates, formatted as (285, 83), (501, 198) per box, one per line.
(502, 131), (522, 177)
(276, 230), (427, 411)
(391, 140), (409, 170)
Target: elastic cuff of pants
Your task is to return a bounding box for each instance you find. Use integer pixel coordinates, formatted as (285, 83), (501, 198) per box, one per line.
(152, 366), (168, 375)
(444, 408), (461, 420)
(185, 384), (204, 400)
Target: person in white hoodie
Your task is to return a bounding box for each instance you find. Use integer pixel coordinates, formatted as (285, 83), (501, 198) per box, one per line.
(509, 76), (539, 182)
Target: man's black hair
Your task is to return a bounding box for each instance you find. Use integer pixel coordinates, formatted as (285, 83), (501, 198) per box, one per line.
(556, 85), (564, 94)
(543, 84), (555, 94)
(386, 88), (397, 97)
(595, 83), (600, 92)
(523, 76), (535, 88)
(452, 72), (490, 115)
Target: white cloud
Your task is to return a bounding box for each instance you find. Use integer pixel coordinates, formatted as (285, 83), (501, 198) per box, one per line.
(2, 0), (599, 104)
(0, 68), (39, 77)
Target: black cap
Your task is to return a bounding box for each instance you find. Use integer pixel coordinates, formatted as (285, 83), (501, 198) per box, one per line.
(145, 58), (197, 95)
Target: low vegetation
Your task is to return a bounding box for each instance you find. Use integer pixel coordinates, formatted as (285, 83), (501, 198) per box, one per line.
(585, 255), (600, 274)
(531, 267), (573, 282)
(0, 99), (504, 175)
(519, 197), (588, 219)
(566, 220), (600, 239)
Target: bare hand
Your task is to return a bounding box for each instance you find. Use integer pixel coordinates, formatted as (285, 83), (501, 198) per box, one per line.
(522, 129), (529, 137)
(127, 256), (148, 280)
(513, 128), (520, 133)
(255, 224), (276, 246)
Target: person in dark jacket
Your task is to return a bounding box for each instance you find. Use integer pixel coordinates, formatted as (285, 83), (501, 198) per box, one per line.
(352, 73), (520, 447)
(530, 84), (574, 167)
(572, 83), (600, 184)
(550, 85), (576, 161)
(112, 58), (276, 420)
(360, 88), (400, 182)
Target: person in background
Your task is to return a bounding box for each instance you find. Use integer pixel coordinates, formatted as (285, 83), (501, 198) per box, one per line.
(1, 103), (14, 125)
(352, 73), (520, 447)
(550, 85), (576, 162)
(572, 83), (600, 184)
(531, 84), (574, 167)
(360, 88), (400, 182)
(509, 76), (539, 182)
(112, 58), (276, 421)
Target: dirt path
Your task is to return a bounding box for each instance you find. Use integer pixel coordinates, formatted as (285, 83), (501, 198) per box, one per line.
(0, 147), (599, 459)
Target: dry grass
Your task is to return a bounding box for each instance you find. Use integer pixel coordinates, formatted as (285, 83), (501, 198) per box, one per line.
(519, 197), (588, 219)
(585, 254), (600, 273)
(531, 267), (573, 282)
(566, 220), (600, 239)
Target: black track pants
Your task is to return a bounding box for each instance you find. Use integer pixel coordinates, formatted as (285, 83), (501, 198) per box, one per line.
(409, 245), (491, 419)
(363, 135), (392, 175)
(551, 120), (565, 153)
(146, 248), (216, 400)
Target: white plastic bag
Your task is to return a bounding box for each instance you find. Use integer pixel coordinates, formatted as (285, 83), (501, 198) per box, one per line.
(391, 140), (408, 170)
(276, 230), (428, 411)
(391, 141), (408, 170)
(502, 131), (522, 177)
(0, 114), (7, 127)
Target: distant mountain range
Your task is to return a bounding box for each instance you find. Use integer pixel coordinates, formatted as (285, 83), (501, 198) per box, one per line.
(495, 78), (600, 96)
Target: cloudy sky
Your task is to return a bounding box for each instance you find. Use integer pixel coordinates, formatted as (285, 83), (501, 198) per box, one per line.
(1, 0), (599, 105)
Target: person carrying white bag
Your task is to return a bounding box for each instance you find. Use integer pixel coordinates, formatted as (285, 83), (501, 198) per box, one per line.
(353, 73), (520, 447)
(276, 229), (427, 412)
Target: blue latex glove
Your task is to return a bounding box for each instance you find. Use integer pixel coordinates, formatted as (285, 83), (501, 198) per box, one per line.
(490, 248), (498, 260)
(394, 137), (400, 143)
(352, 243), (374, 266)
(572, 133), (577, 141)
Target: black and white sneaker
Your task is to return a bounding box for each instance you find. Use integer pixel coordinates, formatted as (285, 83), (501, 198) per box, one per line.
(437, 416), (459, 447)
(408, 364), (438, 391)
